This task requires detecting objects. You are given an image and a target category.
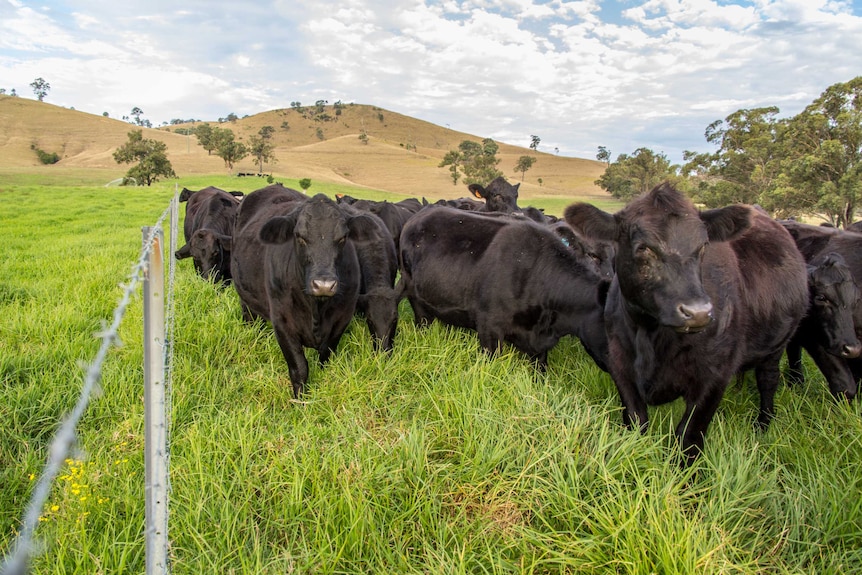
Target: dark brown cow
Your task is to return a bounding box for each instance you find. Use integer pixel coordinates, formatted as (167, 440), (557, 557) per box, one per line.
(399, 206), (610, 371)
(565, 183), (809, 464)
(231, 190), (383, 397)
(785, 252), (861, 392)
(779, 220), (862, 398)
(175, 186), (241, 284)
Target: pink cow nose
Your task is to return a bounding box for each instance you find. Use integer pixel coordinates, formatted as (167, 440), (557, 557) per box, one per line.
(311, 279), (337, 297)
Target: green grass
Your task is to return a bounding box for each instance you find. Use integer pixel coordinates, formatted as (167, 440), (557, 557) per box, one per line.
(2, 179), (862, 574)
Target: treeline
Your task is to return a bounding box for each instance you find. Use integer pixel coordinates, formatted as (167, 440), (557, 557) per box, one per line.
(596, 76), (862, 227)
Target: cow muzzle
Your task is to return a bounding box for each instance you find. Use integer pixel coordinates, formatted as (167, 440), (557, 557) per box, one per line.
(311, 279), (338, 297)
(673, 301), (713, 333)
(840, 341), (862, 359)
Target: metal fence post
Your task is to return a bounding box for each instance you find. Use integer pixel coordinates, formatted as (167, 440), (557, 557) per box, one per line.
(142, 226), (169, 575)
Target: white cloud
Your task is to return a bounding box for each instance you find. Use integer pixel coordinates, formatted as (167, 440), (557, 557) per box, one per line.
(1, 0), (861, 163)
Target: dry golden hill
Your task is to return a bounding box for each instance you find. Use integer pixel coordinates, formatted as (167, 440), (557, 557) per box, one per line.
(0, 95), (609, 201)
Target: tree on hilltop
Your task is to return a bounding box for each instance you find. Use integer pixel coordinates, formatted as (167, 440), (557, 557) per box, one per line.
(30, 77), (50, 101)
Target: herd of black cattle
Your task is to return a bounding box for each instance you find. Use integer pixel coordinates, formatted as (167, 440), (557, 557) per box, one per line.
(175, 177), (862, 465)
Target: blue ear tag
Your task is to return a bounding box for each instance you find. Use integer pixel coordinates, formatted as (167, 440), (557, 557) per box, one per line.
(560, 237), (570, 247)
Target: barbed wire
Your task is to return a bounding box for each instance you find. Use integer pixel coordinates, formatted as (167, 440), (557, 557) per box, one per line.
(1, 201), (175, 575)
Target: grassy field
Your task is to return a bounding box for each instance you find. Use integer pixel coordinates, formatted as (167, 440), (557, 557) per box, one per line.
(2, 177), (862, 574)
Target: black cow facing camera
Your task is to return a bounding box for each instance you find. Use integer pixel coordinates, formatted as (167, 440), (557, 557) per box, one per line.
(565, 183), (809, 465)
(232, 190), (392, 397)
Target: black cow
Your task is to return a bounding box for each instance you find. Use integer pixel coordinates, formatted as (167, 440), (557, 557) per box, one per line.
(468, 176), (550, 223)
(175, 186), (241, 284)
(336, 195), (419, 252)
(549, 221), (616, 281)
(339, 203), (400, 352)
(399, 206), (610, 371)
(785, 252), (861, 392)
(231, 191), (382, 397)
(779, 220), (862, 398)
(565, 183), (809, 464)
(468, 177), (521, 213)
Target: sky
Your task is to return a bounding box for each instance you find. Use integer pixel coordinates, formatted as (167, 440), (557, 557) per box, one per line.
(1, 0), (861, 165)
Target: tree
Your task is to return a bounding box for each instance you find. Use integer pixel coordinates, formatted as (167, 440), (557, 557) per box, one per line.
(248, 130), (277, 174)
(212, 127), (248, 171)
(438, 139), (503, 186)
(781, 77), (862, 227)
(112, 129), (176, 186)
(438, 149), (462, 184)
(595, 147), (677, 201)
(194, 124), (218, 155)
(514, 156), (537, 181)
(130, 107), (144, 125)
(596, 146), (611, 166)
(530, 135), (541, 150)
(30, 77), (50, 101)
(299, 178), (312, 192)
(683, 107), (788, 209)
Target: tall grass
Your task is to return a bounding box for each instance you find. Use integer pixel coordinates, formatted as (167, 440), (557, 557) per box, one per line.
(2, 179), (862, 574)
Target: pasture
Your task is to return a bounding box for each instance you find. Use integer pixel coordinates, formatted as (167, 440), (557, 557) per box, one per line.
(2, 176), (862, 574)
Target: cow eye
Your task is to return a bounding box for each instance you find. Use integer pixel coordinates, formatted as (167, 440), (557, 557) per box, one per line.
(814, 294), (829, 304)
(635, 244), (653, 258)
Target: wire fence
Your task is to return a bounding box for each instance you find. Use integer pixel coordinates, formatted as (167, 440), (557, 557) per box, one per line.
(1, 192), (179, 575)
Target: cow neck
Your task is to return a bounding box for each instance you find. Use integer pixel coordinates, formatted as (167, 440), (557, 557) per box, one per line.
(623, 297), (660, 331)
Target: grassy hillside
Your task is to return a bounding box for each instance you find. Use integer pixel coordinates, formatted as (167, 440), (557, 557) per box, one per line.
(0, 95), (609, 203)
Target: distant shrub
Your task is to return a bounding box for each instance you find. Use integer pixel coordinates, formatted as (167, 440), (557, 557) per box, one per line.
(30, 144), (60, 164)
(299, 178), (312, 191)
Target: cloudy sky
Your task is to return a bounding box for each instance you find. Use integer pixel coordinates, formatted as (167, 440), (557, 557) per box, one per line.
(1, 0), (860, 164)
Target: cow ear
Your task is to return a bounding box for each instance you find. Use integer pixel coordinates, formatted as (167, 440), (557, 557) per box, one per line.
(179, 188), (193, 202)
(552, 224), (584, 253)
(468, 184), (486, 200)
(700, 205), (751, 242)
(216, 233), (232, 251)
(259, 215), (298, 244)
(175, 244), (191, 259)
(563, 203), (617, 242)
(347, 213), (380, 242)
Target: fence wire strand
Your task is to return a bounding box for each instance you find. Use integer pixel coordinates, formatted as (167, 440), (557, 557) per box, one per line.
(1, 201), (175, 575)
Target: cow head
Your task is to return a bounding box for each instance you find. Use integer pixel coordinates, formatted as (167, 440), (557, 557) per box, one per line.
(468, 177), (520, 213)
(179, 187), (196, 202)
(806, 252), (862, 358)
(564, 182), (751, 332)
(175, 228), (232, 282)
(259, 194), (378, 297)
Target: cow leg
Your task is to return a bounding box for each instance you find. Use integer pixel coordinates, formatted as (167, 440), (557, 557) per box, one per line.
(317, 343), (335, 366)
(365, 293), (398, 352)
(806, 345), (857, 400)
(785, 340), (805, 387)
(754, 352), (783, 430)
(476, 323), (504, 359)
(272, 327), (309, 398)
(408, 298), (434, 327)
(677, 384), (724, 465)
(608, 338), (649, 432)
(530, 351), (549, 373)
